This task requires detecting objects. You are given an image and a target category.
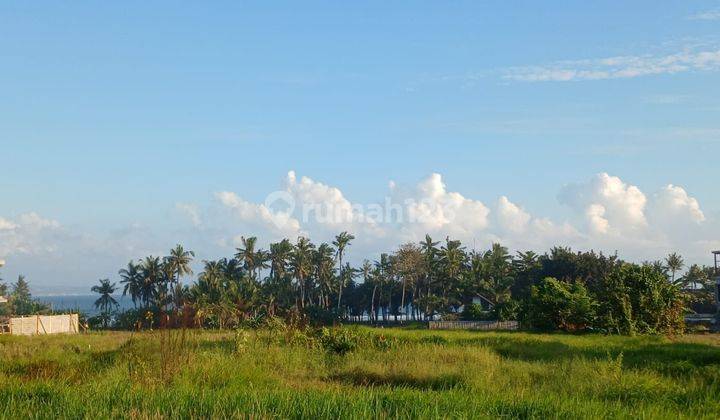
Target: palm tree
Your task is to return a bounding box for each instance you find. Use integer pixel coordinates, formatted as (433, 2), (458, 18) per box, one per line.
(440, 237), (466, 303)
(419, 234), (439, 318)
(333, 231), (355, 311)
(235, 236), (269, 280)
(314, 243), (336, 308)
(119, 261), (142, 308)
(91, 278), (118, 328)
(166, 244), (194, 285)
(359, 259), (375, 320)
(269, 239), (293, 281)
(374, 253), (394, 321)
(199, 260), (224, 290)
(665, 253), (684, 284)
(290, 237), (315, 308)
(395, 243), (423, 318)
(139, 256), (163, 308)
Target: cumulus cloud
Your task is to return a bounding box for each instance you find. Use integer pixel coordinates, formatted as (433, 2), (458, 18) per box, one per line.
(283, 170), (384, 237)
(397, 173), (490, 239)
(559, 173), (648, 234)
(0, 213), (64, 257)
(496, 196), (531, 233)
(554, 173), (714, 262)
(504, 48), (720, 82)
(0, 217), (18, 231)
(173, 170), (715, 266)
(650, 184), (705, 223)
(3, 171), (717, 292)
(215, 190), (303, 240)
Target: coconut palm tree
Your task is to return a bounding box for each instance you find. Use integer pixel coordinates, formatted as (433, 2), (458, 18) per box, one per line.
(440, 237), (466, 303)
(374, 253), (394, 320)
(665, 253), (684, 284)
(235, 236), (270, 280)
(358, 259), (375, 319)
(91, 278), (118, 328)
(269, 239), (293, 281)
(314, 243), (336, 308)
(166, 244), (194, 285)
(290, 237), (315, 308)
(333, 231), (355, 310)
(119, 261), (142, 308)
(395, 242), (423, 318)
(139, 256), (163, 308)
(480, 243), (514, 304)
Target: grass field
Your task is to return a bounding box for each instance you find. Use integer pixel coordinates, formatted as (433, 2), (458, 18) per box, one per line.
(1, 326), (720, 419)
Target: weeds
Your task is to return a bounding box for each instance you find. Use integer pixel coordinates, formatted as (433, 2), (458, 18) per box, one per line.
(1, 328), (719, 419)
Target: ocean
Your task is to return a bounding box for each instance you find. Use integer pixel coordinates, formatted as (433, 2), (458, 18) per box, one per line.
(34, 295), (135, 316)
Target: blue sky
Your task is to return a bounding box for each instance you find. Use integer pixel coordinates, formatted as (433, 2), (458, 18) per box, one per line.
(1, 1), (719, 293)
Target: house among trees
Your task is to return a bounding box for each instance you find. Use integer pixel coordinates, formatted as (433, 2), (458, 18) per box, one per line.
(466, 294), (495, 311)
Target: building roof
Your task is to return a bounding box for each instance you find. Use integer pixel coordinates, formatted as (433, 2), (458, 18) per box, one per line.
(0, 296), (8, 304)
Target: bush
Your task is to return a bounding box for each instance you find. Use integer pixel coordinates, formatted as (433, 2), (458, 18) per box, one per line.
(313, 326), (397, 355)
(492, 300), (520, 321)
(316, 327), (362, 355)
(596, 264), (686, 335)
(524, 277), (597, 331)
(461, 304), (491, 321)
(304, 306), (340, 326)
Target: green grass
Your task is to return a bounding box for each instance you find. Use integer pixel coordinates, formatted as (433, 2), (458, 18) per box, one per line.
(1, 327), (720, 419)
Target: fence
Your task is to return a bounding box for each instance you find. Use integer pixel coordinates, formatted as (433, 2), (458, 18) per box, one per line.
(429, 320), (519, 331)
(4, 314), (80, 336)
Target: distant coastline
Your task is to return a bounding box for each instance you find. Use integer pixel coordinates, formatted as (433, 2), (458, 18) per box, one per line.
(34, 294), (134, 316)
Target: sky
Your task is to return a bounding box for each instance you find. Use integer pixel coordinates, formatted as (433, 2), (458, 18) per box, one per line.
(1, 1), (719, 293)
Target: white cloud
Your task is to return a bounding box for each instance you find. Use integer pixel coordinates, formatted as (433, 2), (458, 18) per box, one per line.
(0, 213), (63, 257)
(2, 172), (717, 292)
(650, 184), (705, 225)
(176, 203), (202, 227)
(399, 173), (490, 238)
(215, 190), (303, 239)
(504, 48), (720, 82)
(496, 196), (531, 233)
(559, 173), (647, 234)
(688, 10), (720, 20)
(0, 217), (18, 230)
(174, 171), (716, 266)
(585, 204), (610, 234)
(283, 170), (383, 237)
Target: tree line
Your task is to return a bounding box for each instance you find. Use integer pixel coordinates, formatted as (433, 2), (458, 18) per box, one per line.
(0, 275), (50, 317)
(76, 233), (716, 335)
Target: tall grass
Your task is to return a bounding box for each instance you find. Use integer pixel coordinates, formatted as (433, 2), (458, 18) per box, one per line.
(1, 328), (719, 419)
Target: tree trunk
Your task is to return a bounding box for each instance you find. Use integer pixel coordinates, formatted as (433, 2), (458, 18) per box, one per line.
(337, 254), (343, 310)
(400, 277), (407, 321)
(299, 276), (305, 308)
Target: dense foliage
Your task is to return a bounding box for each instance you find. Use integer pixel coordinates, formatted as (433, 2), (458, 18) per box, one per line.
(0, 275), (50, 316)
(524, 277), (597, 331)
(1, 233), (710, 335)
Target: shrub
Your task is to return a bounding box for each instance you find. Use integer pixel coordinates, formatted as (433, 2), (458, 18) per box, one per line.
(304, 306), (340, 326)
(492, 300), (520, 321)
(596, 264), (686, 335)
(524, 277), (597, 331)
(316, 327), (361, 355)
(461, 303), (490, 321)
(313, 326), (396, 354)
